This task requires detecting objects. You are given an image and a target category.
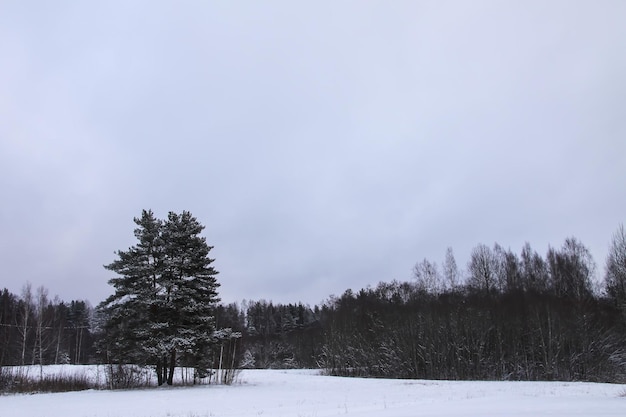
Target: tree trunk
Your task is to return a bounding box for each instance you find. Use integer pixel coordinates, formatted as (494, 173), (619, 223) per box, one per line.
(38, 321), (44, 366)
(75, 328), (83, 364)
(156, 357), (164, 386)
(55, 324), (63, 364)
(231, 339), (237, 370)
(19, 309), (29, 366)
(167, 350), (176, 385)
(162, 354), (168, 384)
(218, 344), (224, 383)
(31, 328), (37, 365)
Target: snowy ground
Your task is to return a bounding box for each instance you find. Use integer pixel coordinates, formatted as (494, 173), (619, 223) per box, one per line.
(2, 368), (624, 417)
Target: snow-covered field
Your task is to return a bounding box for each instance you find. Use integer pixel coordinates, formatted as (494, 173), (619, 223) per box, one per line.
(2, 368), (624, 417)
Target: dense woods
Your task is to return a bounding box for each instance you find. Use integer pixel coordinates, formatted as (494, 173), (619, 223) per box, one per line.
(0, 285), (94, 366)
(2, 226), (625, 385)
(321, 235), (626, 382)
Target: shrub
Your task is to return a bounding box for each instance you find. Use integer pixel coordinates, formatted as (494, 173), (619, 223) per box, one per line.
(105, 364), (153, 389)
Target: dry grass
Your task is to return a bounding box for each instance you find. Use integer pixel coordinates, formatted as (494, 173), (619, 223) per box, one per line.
(0, 367), (94, 394)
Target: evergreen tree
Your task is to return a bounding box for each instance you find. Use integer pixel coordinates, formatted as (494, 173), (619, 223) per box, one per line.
(99, 210), (162, 369)
(99, 209), (220, 385)
(159, 211), (220, 384)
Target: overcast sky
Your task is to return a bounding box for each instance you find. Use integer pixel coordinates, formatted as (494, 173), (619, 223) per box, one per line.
(1, 1), (625, 306)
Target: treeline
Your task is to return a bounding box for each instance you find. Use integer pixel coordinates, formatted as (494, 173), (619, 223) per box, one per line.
(320, 280), (625, 381)
(2, 227), (625, 384)
(0, 284), (94, 366)
(219, 232), (626, 382)
(320, 233), (626, 382)
(214, 301), (323, 369)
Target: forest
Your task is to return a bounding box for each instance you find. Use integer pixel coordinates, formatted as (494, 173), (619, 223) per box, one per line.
(1, 225), (625, 384)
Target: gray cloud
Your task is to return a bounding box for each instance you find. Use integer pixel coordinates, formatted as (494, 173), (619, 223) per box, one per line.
(1, 1), (625, 305)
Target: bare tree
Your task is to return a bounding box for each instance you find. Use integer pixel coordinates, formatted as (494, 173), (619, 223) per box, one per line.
(17, 283), (33, 366)
(520, 242), (549, 293)
(413, 258), (442, 294)
(32, 286), (50, 368)
(467, 244), (498, 292)
(605, 224), (626, 308)
(547, 237), (595, 300)
(443, 247), (461, 290)
(493, 244), (521, 292)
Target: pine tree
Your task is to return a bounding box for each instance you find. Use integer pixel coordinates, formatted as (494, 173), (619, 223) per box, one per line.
(159, 211), (220, 385)
(99, 210), (161, 375)
(99, 209), (220, 386)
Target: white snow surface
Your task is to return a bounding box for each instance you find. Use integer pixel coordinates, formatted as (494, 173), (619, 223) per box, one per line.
(2, 368), (624, 417)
